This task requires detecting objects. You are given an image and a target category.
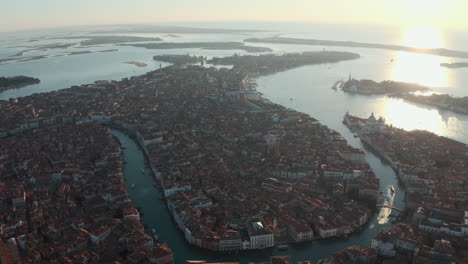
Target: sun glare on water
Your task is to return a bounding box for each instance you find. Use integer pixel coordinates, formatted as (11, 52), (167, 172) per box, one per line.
(391, 25), (450, 88)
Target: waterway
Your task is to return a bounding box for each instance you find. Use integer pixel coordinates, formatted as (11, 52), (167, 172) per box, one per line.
(111, 108), (404, 264)
(3, 23), (468, 263)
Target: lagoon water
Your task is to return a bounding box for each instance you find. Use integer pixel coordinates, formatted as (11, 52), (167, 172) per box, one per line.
(2, 23), (468, 263)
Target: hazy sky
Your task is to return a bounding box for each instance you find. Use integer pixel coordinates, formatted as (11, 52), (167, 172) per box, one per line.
(2, 0), (467, 32)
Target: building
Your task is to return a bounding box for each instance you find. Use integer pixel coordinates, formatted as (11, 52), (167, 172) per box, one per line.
(248, 221), (274, 249)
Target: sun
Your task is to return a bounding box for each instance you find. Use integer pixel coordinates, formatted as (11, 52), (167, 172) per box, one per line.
(402, 25), (443, 49)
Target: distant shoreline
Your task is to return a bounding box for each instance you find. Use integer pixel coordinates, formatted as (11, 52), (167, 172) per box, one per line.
(0, 76), (40, 92)
(245, 36), (468, 59)
(440, 62), (468, 69)
(389, 93), (468, 115)
(120, 42), (272, 53)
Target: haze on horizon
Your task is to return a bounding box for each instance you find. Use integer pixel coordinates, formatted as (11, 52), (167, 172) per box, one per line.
(2, 0), (468, 32)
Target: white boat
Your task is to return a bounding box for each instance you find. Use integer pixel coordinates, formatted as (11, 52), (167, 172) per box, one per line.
(277, 244), (288, 250)
(131, 184), (135, 188)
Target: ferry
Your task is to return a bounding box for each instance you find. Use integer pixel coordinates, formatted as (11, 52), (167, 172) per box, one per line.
(277, 244), (288, 251)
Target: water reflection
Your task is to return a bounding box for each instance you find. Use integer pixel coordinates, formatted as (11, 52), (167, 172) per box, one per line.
(382, 98), (445, 133)
(391, 25), (450, 88)
(377, 186), (396, 224)
(392, 52), (449, 88)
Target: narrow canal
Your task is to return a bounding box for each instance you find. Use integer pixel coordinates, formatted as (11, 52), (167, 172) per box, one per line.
(111, 117), (405, 264)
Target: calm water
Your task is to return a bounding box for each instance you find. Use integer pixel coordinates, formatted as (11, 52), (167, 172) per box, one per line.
(2, 23), (468, 263)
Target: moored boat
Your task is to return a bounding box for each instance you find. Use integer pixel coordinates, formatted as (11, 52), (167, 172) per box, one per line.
(277, 244), (288, 250)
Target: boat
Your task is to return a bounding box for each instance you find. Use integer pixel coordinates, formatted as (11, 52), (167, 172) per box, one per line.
(390, 186), (395, 193)
(277, 244), (288, 250)
(131, 184), (135, 188)
(140, 168), (145, 174)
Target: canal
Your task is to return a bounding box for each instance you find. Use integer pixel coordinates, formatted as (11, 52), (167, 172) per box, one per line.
(111, 107), (405, 264)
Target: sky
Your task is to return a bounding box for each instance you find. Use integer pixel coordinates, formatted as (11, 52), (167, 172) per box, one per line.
(1, 0), (467, 32)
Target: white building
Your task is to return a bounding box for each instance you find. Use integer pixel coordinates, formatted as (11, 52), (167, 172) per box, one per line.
(371, 237), (396, 257)
(248, 221), (274, 249)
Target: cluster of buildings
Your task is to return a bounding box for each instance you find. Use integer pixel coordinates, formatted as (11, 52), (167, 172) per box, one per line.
(344, 113), (468, 263)
(0, 64), (380, 262)
(370, 222), (468, 263)
(0, 124), (173, 263)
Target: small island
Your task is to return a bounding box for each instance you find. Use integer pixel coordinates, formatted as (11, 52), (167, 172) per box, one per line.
(120, 42), (272, 53)
(390, 93), (468, 115)
(440, 62), (468, 69)
(68, 49), (118, 56)
(12, 43), (76, 57)
(59, 35), (162, 46)
(125, 61), (148, 67)
(340, 78), (430, 95)
(208, 51), (360, 75)
(0, 76), (40, 92)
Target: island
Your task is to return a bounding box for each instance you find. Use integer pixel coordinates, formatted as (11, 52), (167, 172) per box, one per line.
(245, 36), (468, 59)
(440, 62), (468, 69)
(1, 48), (467, 263)
(68, 49), (118, 56)
(0, 76), (40, 92)
(59, 35), (162, 46)
(0, 53), (380, 262)
(93, 25), (268, 34)
(340, 78), (430, 95)
(208, 51), (360, 75)
(12, 43), (76, 57)
(120, 42), (272, 53)
(125, 61), (148, 67)
(390, 93), (468, 115)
